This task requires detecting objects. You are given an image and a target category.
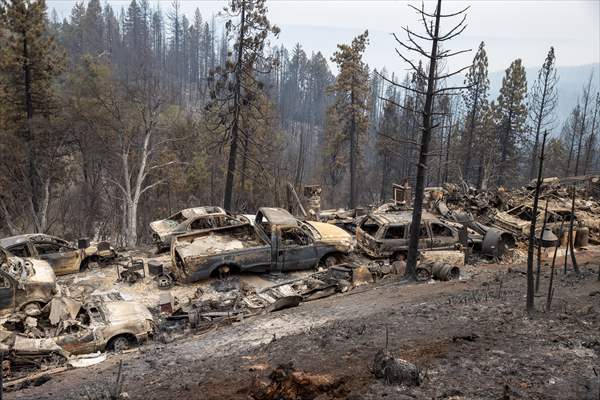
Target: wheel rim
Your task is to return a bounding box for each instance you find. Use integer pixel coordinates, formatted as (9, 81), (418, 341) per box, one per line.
(416, 269), (430, 281)
(112, 337), (130, 352)
(157, 275), (173, 289)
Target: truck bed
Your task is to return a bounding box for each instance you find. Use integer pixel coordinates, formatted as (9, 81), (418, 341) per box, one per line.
(174, 224), (265, 259)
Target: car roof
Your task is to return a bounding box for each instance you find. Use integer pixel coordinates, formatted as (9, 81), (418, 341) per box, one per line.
(257, 207), (298, 226)
(369, 211), (440, 225)
(0, 233), (63, 248)
(180, 206), (226, 219)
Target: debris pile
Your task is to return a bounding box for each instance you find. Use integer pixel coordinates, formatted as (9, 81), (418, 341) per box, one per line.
(250, 362), (347, 400)
(371, 349), (421, 386)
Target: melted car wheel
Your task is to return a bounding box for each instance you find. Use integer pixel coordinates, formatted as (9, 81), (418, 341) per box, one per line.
(415, 267), (432, 282)
(110, 336), (131, 352)
(157, 274), (174, 290)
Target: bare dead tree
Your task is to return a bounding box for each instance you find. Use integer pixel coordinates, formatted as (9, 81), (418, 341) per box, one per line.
(527, 129), (548, 314)
(535, 198), (549, 293)
(383, 0), (471, 279)
(567, 186), (579, 273)
(574, 73), (594, 176)
(546, 219), (564, 312)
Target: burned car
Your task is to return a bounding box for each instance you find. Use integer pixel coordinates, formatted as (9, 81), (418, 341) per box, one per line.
(51, 299), (155, 353)
(0, 246), (56, 316)
(149, 206), (246, 252)
(356, 211), (462, 261)
(171, 207), (353, 283)
(0, 234), (116, 276)
(0, 298), (155, 370)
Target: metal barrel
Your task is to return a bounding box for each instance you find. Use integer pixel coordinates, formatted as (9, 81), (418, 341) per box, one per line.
(431, 262), (460, 281)
(574, 226), (589, 248)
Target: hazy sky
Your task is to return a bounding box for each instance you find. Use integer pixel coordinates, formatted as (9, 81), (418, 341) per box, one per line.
(48, 0), (600, 73)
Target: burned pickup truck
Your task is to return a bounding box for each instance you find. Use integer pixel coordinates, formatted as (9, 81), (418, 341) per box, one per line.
(171, 207), (353, 283)
(150, 206), (247, 252)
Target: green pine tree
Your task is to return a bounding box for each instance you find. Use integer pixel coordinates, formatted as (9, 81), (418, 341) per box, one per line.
(496, 58), (527, 186)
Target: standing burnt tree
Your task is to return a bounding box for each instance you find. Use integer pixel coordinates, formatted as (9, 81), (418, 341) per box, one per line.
(528, 47), (557, 181)
(382, 0), (471, 278)
(206, 0), (279, 211)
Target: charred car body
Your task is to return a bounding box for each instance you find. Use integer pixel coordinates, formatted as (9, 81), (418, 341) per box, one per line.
(0, 234), (116, 276)
(0, 298), (155, 369)
(356, 211), (462, 261)
(171, 207), (353, 283)
(356, 209), (516, 261)
(50, 299), (155, 354)
(149, 206), (247, 252)
(0, 247), (56, 316)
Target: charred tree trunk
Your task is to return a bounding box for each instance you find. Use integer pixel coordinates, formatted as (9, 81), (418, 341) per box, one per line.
(526, 129), (547, 314)
(529, 71), (550, 181)
(443, 120), (452, 184)
(546, 220), (563, 311)
(583, 97), (598, 175)
(406, 0), (442, 279)
(535, 199), (549, 292)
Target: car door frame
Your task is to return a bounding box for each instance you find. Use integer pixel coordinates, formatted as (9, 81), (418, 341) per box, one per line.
(429, 221), (458, 249)
(33, 240), (83, 275)
(409, 223), (433, 250)
(0, 271), (16, 315)
(380, 224), (410, 254)
(274, 226), (318, 271)
(54, 320), (98, 354)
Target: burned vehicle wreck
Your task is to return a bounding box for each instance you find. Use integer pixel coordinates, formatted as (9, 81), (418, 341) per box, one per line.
(356, 210), (516, 261)
(48, 299), (155, 353)
(0, 234), (116, 276)
(149, 206), (246, 252)
(356, 211), (462, 261)
(0, 298), (155, 372)
(171, 207), (353, 283)
(0, 246), (56, 316)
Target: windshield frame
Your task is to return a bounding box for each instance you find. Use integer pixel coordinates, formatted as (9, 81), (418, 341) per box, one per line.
(299, 221), (320, 240)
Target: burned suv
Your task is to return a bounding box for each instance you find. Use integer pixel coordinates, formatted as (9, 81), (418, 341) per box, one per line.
(356, 211), (461, 261)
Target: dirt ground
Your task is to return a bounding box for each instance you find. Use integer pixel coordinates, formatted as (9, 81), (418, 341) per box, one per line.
(7, 249), (600, 400)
